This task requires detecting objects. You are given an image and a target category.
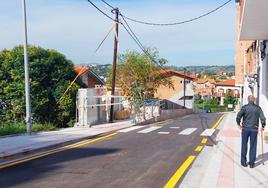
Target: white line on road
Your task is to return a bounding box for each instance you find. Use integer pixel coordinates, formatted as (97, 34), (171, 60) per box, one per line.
(138, 126), (162, 133)
(158, 132), (170, 134)
(200, 129), (215, 137)
(117, 126), (144, 133)
(170, 127), (180, 129)
(178, 128), (197, 135)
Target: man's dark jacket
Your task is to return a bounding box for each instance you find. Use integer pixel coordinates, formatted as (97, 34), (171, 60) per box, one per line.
(236, 101), (266, 129)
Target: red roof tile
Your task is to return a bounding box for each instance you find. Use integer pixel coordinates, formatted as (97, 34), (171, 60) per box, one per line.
(216, 79), (235, 86)
(196, 78), (216, 84)
(74, 66), (89, 75)
(159, 69), (195, 80)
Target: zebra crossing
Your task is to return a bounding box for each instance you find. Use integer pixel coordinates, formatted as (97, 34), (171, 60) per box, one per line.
(117, 125), (216, 137)
(138, 127), (161, 133)
(178, 128), (197, 135)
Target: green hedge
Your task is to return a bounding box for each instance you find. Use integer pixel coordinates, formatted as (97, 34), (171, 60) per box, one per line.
(194, 102), (227, 113)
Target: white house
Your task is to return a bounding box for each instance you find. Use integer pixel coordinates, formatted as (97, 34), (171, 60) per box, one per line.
(215, 79), (241, 106)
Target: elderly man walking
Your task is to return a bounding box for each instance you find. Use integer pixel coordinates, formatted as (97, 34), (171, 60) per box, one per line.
(236, 95), (266, 168)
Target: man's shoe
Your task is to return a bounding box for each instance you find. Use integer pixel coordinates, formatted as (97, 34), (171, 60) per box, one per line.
(249, 163), (255, 168)
(241, 162), (248, 167)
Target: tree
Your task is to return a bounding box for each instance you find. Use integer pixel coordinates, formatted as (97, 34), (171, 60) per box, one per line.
(107, 48), (173, 106)
(0, 45), (84, 127)
(223, 94), (237, 106)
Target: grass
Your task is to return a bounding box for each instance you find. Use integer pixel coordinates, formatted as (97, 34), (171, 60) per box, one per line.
(0, 122), (57, 136)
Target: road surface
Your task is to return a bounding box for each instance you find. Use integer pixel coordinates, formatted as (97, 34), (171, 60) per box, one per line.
(0, 112), (222, 188)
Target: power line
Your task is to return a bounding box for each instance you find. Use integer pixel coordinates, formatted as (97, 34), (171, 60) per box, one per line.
(87, 0), (115, 22)
(118, 0), (232, 26)
(101, 0), (115, 9)
(94, 24), (115, 53)
(120, 18), (167, 71)
(93, 1), (176, 71)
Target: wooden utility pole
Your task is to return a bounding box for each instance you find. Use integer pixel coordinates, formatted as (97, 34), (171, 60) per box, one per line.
(109, 8), (119, 123)
(183, 68), (186, 108)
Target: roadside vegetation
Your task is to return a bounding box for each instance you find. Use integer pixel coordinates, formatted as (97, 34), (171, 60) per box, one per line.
(107, 48), (174, 109)
(0, 122), (57, 136)
(194, 94), (237, 112)
(0, 45), (84, 136)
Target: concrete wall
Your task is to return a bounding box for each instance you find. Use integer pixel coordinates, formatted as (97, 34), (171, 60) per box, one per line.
(135, 106), (160, 124)
(137, 109), (193, 125)
(177, 99), (194, 109)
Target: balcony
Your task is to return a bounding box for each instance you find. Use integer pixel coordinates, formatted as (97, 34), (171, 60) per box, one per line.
(240, 0), (268, 40)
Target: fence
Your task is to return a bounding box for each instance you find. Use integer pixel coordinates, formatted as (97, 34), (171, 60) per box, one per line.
(76, 88), (133, 127)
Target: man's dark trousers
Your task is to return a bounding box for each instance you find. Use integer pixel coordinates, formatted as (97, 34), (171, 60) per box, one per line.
(241, 128), (258, 165)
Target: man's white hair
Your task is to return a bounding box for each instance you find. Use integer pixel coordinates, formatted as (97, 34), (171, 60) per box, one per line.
(248, 95), (256, 102)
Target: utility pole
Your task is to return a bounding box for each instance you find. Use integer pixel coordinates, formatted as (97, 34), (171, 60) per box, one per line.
(183, 68), (186, 108)
(22, 0), (32, 134)
(109, 8), (119, 123)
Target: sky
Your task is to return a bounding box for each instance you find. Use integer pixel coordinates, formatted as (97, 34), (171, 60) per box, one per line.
(0, 0), (236, 67)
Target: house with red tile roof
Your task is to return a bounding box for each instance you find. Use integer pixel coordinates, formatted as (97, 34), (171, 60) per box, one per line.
(193, 78), (216, 98)
(155, 69), (195, 109)
(215, 79), (241, 105)
(74, 66), (105, 88)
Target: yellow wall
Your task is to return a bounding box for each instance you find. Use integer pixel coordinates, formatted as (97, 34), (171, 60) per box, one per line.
(155, 75), (184, 99)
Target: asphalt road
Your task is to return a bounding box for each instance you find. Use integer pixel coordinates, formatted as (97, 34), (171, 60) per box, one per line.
(0, 112), (222, 188)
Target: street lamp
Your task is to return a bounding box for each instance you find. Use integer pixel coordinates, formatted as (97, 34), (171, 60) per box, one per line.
(22, 0), (32, 134)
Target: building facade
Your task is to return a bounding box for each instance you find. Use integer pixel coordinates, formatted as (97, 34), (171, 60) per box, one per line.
(74, 66), (105, 88)
(193, 79), (216, 98)
(236, 0), (268, 122)
(155, 70), (195, 109)
(215, 79), (241, 106)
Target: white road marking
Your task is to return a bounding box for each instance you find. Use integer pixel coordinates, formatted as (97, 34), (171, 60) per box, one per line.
(178, 128), (197, 135)
(158, 132), (170, 134)
(118, 126), (144, 133)
(138, 126), (162, 133)
(170, 127), (180, 129)
(200, 129), (215, 136)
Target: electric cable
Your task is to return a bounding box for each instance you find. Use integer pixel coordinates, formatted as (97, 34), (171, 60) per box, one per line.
(101, 0), (115, 9)
(103, 0), (232, 26)
(87, 0), (115, 22)
(121, 23), (164, 69)
(94, 24), (115, 53)
(89, 0), (183, 73)
(120, 21), (168, 73)
(120, 14), (164, 68)
(57, 23), (115, 105)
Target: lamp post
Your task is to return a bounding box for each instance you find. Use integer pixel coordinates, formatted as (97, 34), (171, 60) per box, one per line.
(22, 0), (32, 134)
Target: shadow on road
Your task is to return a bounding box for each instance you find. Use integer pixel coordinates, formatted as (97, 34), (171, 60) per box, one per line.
(0, 147), (121, 188)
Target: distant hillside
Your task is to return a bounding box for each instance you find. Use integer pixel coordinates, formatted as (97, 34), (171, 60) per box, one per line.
(165, 65), (235, 76)
(88, 64), (111, 80)
(88, 64), (235, 81)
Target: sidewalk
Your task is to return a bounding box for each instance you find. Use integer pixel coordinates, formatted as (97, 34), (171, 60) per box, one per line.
(180, 112), (268, 188)
(0, 120), (133, 163)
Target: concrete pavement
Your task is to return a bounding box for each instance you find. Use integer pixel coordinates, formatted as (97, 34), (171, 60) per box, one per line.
(180, 112), (268, 188)
(0, 120), (133, 163)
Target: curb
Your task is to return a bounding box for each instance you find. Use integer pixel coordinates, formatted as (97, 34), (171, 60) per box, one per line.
(0, 125), (133, 164)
